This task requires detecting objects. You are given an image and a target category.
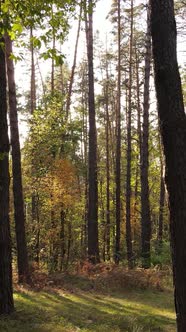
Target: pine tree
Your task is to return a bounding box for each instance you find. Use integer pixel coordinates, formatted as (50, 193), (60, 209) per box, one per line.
(85, 0), (100, 263)
(5, 33), (30, 283)
(0, 36), (14, 314)
(151, 0), (186, 330)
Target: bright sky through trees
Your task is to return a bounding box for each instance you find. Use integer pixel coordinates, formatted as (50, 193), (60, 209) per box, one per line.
(16, 0), (185, 144)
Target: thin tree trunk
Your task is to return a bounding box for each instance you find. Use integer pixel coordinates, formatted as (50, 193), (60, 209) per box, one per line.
(66, 1), (82, 118)
(158, 169), (165, 248)
(141, 3), (151, 269)
(135, 50), (142, 157)
(133, 165), (139, 245)
(85, 0), (100, 264)
(157, 133), (165, 252)
(105, 58), (111, 261)
(60, 208), (65, 271)
(50, 184), (58, 272)
(99, 178), (106, 261)
(115, 0), (121, 265)
(151, 1), (186, 330)
(51, 5), (55, 94)
(84, 102), (88, 257)
(134, 44), (142, 258)
(5, 34), (30, 283)
(0, 36), (14, 314)
(126, 0), (134, 269)
(35, 194), (40, 265)
(66, 221), (72, 268)
(36, 52), (45, 95)
(30, 27), (36, 114)
(30, 27), (37, 251)
(51, 39), (55, 93)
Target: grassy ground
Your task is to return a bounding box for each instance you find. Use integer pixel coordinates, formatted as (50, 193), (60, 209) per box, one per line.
(0, 268), (176, 332)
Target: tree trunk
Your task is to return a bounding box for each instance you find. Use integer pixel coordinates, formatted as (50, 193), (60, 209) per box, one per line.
(99, 177), (105, 261)
(30, 27), (36, 114)
(157, 171), (165, 250)
(30, 27), (38, 261)
(0, 36), (14, 314)
(5, 34), (30, 283)
(51, 13), (55, 94)
(133, 48), (142, 246)
(115, 0), (121, 265)
(51, 3), (56, 95)
(157, 134), (165, 252)
(66, 221), (72, 268)
(60, 208), (65, 271)
(83, 98), (88, 258)
(126, 0), (134, 269)
(141, 3), (151, 269)
(85, 0), (100, 264)
(151, 0), (186, 330)
(34, 194), (40, 265)
(105, 57), (111, 261)
(66, 1), (82, 119)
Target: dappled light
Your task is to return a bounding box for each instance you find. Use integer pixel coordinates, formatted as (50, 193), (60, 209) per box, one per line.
(8, 285), (175, 332)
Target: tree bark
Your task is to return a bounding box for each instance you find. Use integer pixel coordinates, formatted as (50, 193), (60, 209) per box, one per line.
(115, 0), (121, 265)
(5, 34), (30, 283)
(105, 55), (111, 261)
(126, 0), (134, 269)
(0, 36), (14, 314)
(85, 0), (100, 264)
(141, 3), (151, 269)
(151, 0), (186, 330)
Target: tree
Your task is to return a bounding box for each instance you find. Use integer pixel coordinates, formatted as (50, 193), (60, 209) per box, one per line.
(5, 33), (30, 283)
(0, 36), (14, 314)
(141, 2), (151, 269)
(126, 0), (134, 269)
(105, 51), (111, 261)
(157, 137), (165, 252)
(115, 0), (121, 265)
(150, 0), (186, 330)
(85, 0), (100, 264)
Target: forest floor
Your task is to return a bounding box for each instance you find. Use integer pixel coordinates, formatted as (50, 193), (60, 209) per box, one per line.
(0, 264), (176, 332)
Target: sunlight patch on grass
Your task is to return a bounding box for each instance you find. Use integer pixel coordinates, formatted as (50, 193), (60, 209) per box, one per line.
(0, 288), (176, 332)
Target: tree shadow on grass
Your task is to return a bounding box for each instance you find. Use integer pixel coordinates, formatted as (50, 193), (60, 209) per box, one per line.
(0, 288), (175, 332)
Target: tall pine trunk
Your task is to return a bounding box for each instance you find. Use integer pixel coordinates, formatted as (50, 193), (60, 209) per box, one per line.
(151, 1), (186, 330)
(115, 0), (121, 265)
(5, 34), (30, 283)
(83, 83), (88, 258)
(126, 0), (134, 269)
(85, 0), (100, 264)
(105, 57), (111, 261)
(141, 3), (151, 269)
(30, 27), (40, 264)
(0, 36), (14, 314)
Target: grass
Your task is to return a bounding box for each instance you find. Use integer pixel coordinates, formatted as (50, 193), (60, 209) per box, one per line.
(0, 284), (175, 332)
